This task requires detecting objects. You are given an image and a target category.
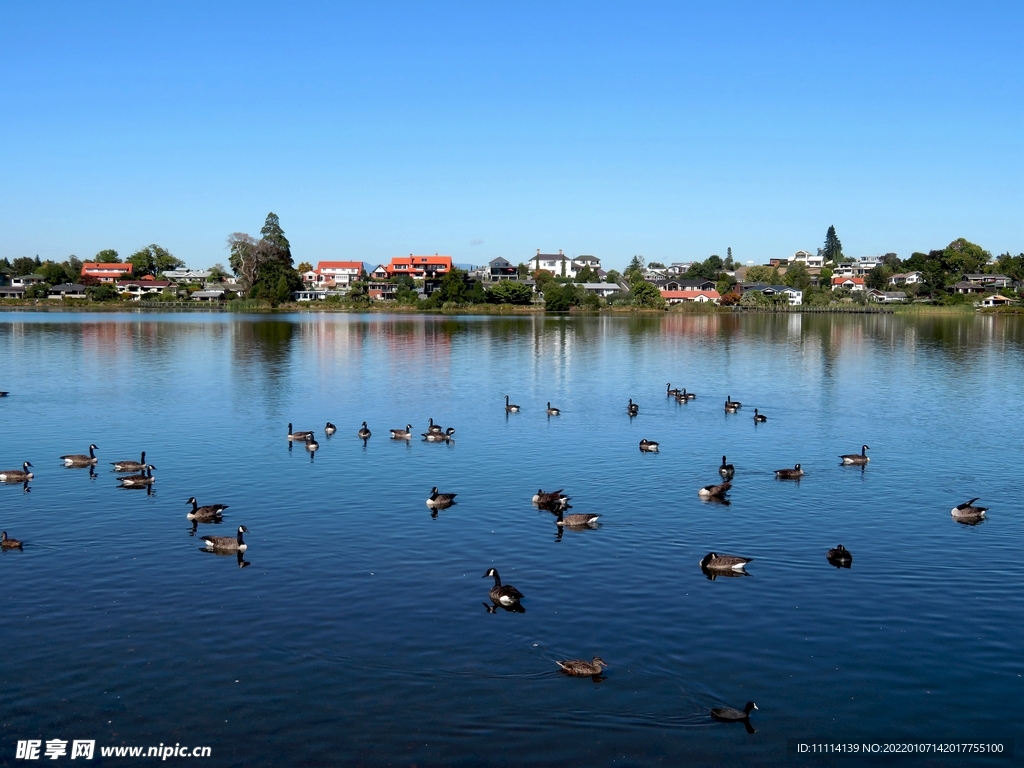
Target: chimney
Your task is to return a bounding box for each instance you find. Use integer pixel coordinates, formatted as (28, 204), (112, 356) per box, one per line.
(559, 249), (563, 256)
(536, 248), (540, 256)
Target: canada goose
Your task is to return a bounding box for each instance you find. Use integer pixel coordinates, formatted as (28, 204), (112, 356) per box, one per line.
(546, 402), (560, 416)
(287, 423), (313, 441)
(753, 409), (767, 423)
(674, 390), (688, 404)
(61, 444), (98, 467)
(667, 383), (681, 397)
(556, 657), (608, 677)
(483, 568), (523, 605)
(427, 418), (443, 434)
(774, 464), (803, 479)
(536, 489), (569, 507)
(0, 462), (33, 482)
(325, 422), (337, 435)
(555, 509), (600, 527)
(639, 439), (659, 452)
(951, 498), (987, 521)
(426, 487), (457, 508)
(719, 456), (735, 478)
(627, 398), (639, 416)
(724, 396), (741, 413)
(304, 434), (319, 451)
(827, 544), (853, 567)
(711, 701), (758, 722)
(0, 391), (8, 397)
(504, 395), (520, 413)
(357, 422), (371, 439)
(700, 552), (752, 572)
(698, 481), (731, 499)
(422, 427), (455, 442)
(118, 464), (156, 487)
(201, 525), (248, 552)
(111, 451), (146, 472)
(1, 531), (23, 549)
(187, 497), (228, 522)
(839, 445), (870, 464)
(390, 424), (413, 439)
(681, 388), (696, 401)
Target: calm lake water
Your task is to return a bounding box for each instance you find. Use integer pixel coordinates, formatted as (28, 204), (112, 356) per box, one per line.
(1, 310), (1022, 767)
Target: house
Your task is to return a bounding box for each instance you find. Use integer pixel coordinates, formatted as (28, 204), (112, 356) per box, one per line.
(0, 285), (26, 299)
(577, 283), (622, 298)
(769, 258), (789, 268)
(369, 264), (390, 280)
(116, 279), (172, 300)
(191, 289), (226, 301)
(386, 254), (453, 279)
(11, 274), (47, 287)
(953, 281), (986, 295)
(979, 294), (1016, 308)
(303, 261), (363, 289)
(48, 283), (87, 299)
(162, 268), (212, 283)
(367, 282), (398, 301)
(792, 250), (824, 269)
(487, 257), (518, 281)
(81, 262), (133, 282)
(963, 274), (1013, 289)
(525, 250), (601, 279)
(888, 272), (923, 286)
(832, 276), (865, 292)
(866, 289), (907, 303)
(661, 289), (721, 305)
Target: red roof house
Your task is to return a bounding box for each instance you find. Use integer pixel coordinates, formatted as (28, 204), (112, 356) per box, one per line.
(82, 262), (133, 283)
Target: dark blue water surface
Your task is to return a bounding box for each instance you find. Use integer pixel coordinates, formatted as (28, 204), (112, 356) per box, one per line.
(1, 311), (1022, 767)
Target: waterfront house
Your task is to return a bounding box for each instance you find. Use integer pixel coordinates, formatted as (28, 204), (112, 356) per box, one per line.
(0, 285), (26, 299)
(577, 283), (622, 298)
(866, 289), (907, 303)
(525, 250), (601, 279)
(303, 261), (363, 289)
(832, 276), (866, 292)
(116, 279), (172, 300)
(191, 289), (226, 301)
(888, 271), (923, 286)
(738, 283), (803, 305)
(48, 283), (87, 300)
(81, 262), (133, 283)
(162, 268), (212, 283)
(369, 265), (390, 280)
(11, 274), (47, 287)
(979, 294), (1016, 308)
(953, 281), (986, 295)
(487, 257), (519, 281)
(367, 282), (398, 301)
(386, 254), (453, 279)
(963, 274), (1013, 289)
(660, 289), (721, 305)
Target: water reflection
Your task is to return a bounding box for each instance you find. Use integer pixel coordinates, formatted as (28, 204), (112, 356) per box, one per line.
(482, 600), (526, 614)
(199, 548), (250, 568)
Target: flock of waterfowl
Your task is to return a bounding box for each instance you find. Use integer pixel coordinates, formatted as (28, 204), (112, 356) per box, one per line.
(0, 380), (994, 732)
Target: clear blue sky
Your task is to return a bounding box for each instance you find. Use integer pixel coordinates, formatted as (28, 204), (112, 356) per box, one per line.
(2, 1), (1020, 271)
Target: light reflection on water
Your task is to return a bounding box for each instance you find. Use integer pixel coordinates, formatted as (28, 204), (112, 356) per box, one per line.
(1, 311), (1022, 766)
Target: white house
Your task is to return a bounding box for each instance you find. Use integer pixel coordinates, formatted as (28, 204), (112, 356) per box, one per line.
(888, 272), (923, 286)
(832, 276), (866, 292)
(577, 283), (622, 298)
(526, 250), (601, 279)
(979, 294), (1015, 307)
(792, 250), (824, 269)
(303, 261), (363, 289)
(163, 268), (212, 283)
(866, 289), (907, 303)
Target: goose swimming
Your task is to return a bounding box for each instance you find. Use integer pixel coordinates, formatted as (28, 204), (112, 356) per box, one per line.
(555, 509), (600, 527)
(187, 497), (229, 522)
(0, 462), (34, 482)
(390, 424), (414, 440)
(719, 456), (735, 478)
(287, 423), (313, 441)
(698, 481), (731, 499)
(504, 395), (520, 413)
(753, 409), (767, 423)
(639, 439), (659, 452)
(111, 451), (146, 472)
(951, 498), (987, 522)
(422, 427), (455, 442)
(827, 544), (853, 567)
(61, 444), (98, 467)
(426, 487), (457, 508)
(357, 422), (371, 440)
(201, 525), (248, 552)
(627, 398), (639, 416)
(700, 552), (751, 572)
(774, 464), (803, 479)
(1, 531), (23, 549)
(324, 422), (337, 435)
(839, 445), (870, 464)
(118, 464), (156, 487)
(546, 402), (561, 416)
(483, 568), (523, 605)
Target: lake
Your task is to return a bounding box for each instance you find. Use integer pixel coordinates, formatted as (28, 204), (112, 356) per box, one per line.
(1, 310), (1021, 766)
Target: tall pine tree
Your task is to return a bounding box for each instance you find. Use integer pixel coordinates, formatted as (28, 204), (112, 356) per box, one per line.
(260, 213), (293, 268)
(822, 225), (843, 263)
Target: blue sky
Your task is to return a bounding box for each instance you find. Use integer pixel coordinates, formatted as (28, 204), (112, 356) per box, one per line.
(2, 1), (1020, 271)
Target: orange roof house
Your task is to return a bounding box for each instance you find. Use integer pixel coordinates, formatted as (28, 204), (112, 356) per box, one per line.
(386, 254), (453, 278)
(82, 262), (133, 283)
(660, 289), (721, 305)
